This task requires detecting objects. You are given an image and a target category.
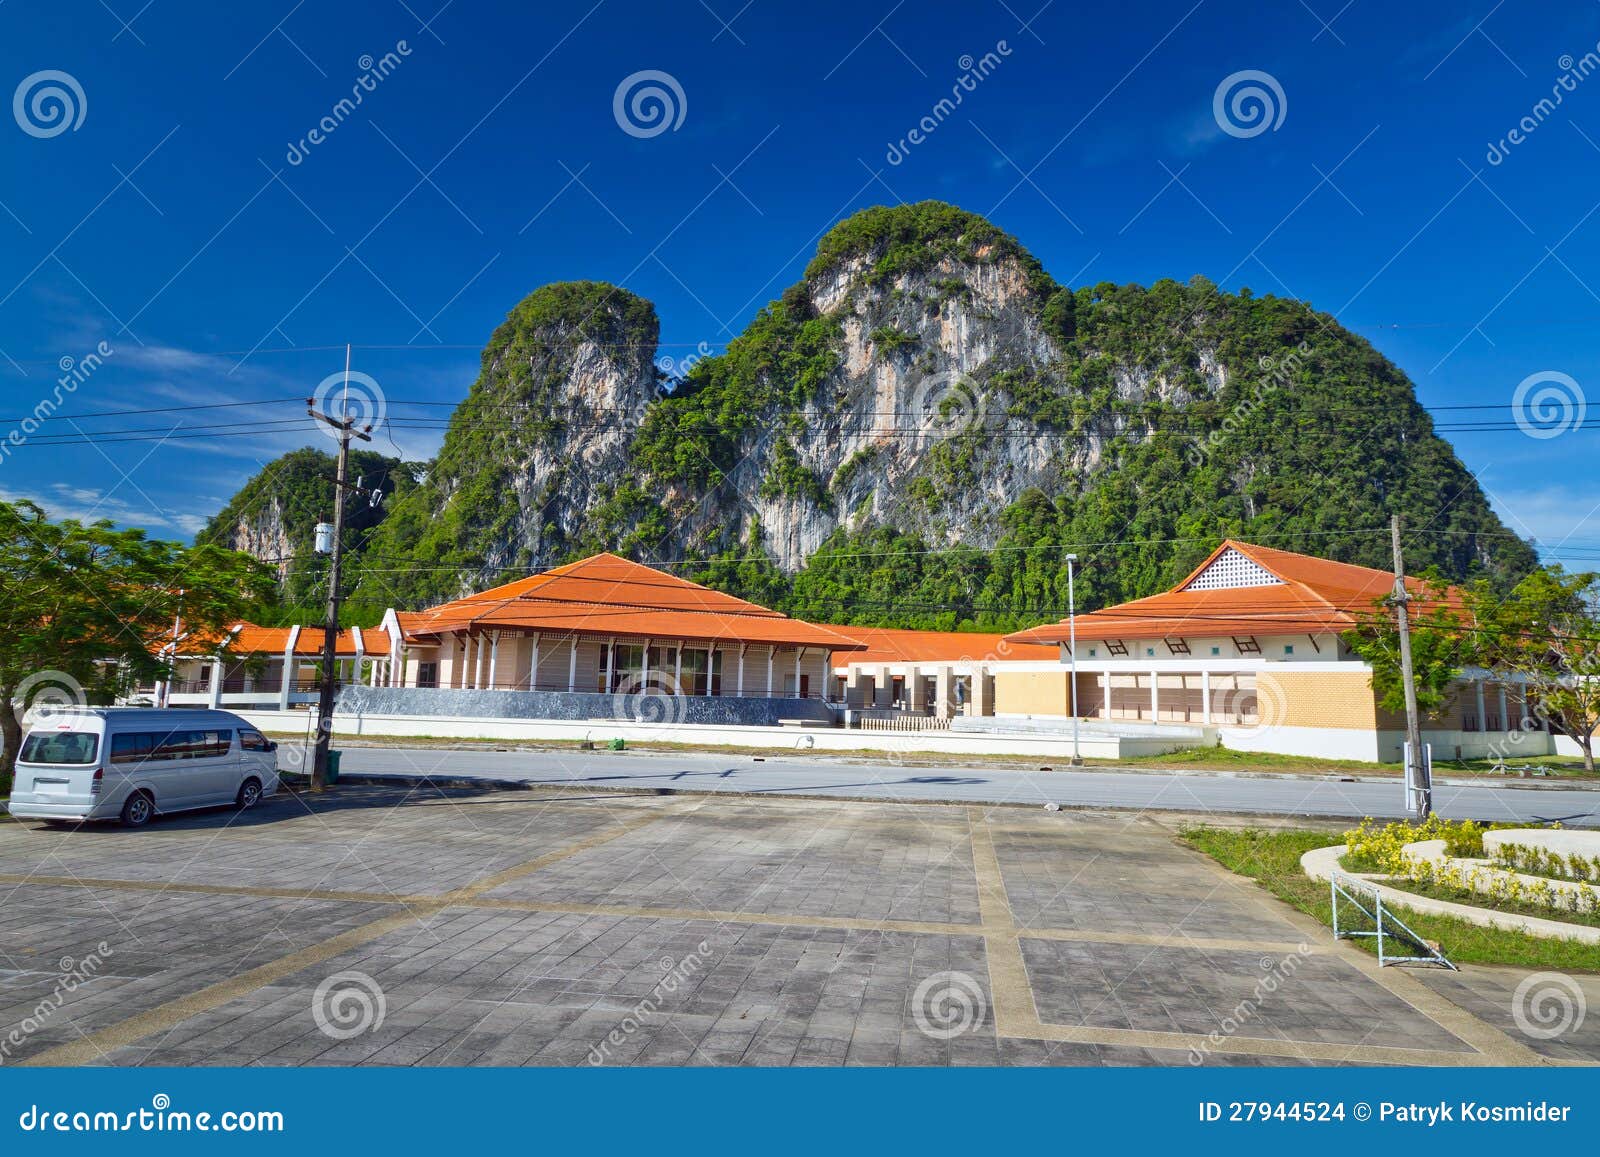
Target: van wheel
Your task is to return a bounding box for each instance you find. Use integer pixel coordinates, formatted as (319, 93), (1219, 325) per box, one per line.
(120, 792), (154, 828)
(236, 778), (263, 809)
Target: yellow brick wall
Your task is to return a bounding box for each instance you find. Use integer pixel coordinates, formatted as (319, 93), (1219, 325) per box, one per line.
(994, 670), (1070, 716)
(1258, 670), (1378, 730)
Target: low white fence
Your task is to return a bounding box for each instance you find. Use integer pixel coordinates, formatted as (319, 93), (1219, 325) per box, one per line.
(856, 711), (952, 732)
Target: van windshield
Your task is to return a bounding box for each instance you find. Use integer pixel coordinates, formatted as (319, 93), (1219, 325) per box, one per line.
(19, 731), (100, 765)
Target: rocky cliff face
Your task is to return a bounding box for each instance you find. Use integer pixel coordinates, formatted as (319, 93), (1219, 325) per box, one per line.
(226, 202), (1534, 621)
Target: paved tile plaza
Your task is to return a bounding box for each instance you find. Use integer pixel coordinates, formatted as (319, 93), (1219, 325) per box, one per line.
(0, 785), (1596, 1067)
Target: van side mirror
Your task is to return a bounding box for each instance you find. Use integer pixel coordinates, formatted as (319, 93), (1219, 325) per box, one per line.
(267, 741), (278, 752)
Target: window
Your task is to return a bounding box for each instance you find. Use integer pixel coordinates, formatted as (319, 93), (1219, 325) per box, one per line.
(1283, 644), (1294, 655)
(110, 733), (158, 763)
(1145, 647), (1155, 657)
(19, 731), (99, 765)
(239, 728), (272, 752)
(1210, 646), (1221, 656)
(416, 661), (438, 688)
(1088, 648), (1097, 658)
(154, 729), (231, 760)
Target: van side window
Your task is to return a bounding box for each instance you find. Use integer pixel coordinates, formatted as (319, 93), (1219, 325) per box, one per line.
(239, 728), (271, 752)
(154, 729), (232, 760)
(110, 733), (158, 763)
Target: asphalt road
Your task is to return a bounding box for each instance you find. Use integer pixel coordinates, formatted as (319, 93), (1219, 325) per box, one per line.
(322, 745), (1600, 827)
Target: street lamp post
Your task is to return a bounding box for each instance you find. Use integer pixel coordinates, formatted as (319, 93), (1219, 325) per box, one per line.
(1066, 553), (1081, 766)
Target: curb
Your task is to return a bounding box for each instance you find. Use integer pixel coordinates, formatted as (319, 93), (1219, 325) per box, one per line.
(1299, 844), (1600, 944)
(277, 769), (1372, 824)
(267, 735), (1600, 792)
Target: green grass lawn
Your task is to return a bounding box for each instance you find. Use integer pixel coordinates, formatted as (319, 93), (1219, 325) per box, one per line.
(1179, 825), (1600, 972)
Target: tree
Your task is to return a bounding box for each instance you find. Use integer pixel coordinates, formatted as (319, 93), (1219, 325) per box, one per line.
(1344, 575), (1469, 717)
(0, 500), (274, 782)
(1472, 567), (1600, 773)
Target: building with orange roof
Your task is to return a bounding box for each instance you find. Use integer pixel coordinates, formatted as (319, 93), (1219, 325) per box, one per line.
(822, 626), (1059, 721)
(349, 554), (865, 726)
(992, 539), (1551, 762)
(149, 621), (399, 712)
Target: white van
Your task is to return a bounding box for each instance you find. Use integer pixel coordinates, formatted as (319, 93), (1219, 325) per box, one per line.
(7, 708), (280, 827)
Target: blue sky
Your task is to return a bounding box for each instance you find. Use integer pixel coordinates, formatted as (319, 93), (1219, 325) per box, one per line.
(1, 0), (1598, 565)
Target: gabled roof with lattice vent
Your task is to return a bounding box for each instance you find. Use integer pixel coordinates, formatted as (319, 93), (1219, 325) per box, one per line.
(1004, 540), (1453, 647)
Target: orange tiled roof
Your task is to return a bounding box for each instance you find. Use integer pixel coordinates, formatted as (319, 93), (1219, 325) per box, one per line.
(825, 626), (1059, 666)
(208, 623), (386, 658)
(1005, 539), (1459, 647)
(404, 553), (866, 652)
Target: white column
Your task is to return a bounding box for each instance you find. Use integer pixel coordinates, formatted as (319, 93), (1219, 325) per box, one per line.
(737, 644), (746, 697)
(1498, 685), (1509, 732)
(642, 639), (651, 688)
(604, 636), (615, 693)
(1475, 680), (1487, 732)
(278, 626), (300, 710)
(207, 657), (224, 709)
(487, 630), (501, 691)
(567, 636), (578, 692)
(1150, 670), (1159, 721)
(674, 643), (683, 695)
(704, 647), (713, 696)
(1201, 670), (1212, 725)
(766, 647), (775, 697)
(1100, 670), (1110, 720)
(530, 633), (541, 690)
(934, 666), (953, 720)
(794, 648), (803, 698)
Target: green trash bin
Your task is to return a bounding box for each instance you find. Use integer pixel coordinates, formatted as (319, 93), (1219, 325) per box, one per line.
(325, 749), (342, 785)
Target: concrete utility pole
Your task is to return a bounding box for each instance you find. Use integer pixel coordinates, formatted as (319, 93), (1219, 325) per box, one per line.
(307, 346), (372, 792)
(1066, 552), (1082, 766)
(1390, 514), (1430, 818)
